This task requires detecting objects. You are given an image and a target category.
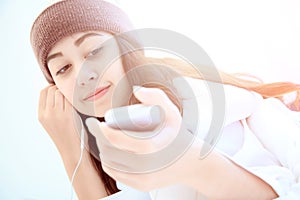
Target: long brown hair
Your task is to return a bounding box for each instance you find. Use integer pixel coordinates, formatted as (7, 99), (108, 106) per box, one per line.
(85, 34), (300, 195)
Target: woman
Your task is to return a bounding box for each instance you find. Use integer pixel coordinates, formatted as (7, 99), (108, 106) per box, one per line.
(31, 0), (300, 199)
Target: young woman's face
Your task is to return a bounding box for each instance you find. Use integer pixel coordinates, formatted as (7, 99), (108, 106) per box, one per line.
(47, 31), (132, 117)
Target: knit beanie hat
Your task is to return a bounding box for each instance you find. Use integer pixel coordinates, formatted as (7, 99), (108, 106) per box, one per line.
(30, 0), (134, 83)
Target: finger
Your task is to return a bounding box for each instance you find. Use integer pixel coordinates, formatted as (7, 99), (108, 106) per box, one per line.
(85, 117), (111, 149)
(101, 165), (133, 184)
(86, 117), (150, 153)
(172, 77), (196, 99)
(86, 118), (127, 156)
(101, 122), (151, 152)
(54, 89), (64, 110)
(38, 86), (50, 110)
(133, 86), (178, 113)
(181, 98), (199, 131)
(63, 97), (80, 133)
(98, 126), (195, 173)
(99, 142), (160, 173)
(64, 96), (72, 112)
(172, 77), (211, 134)
(86, 117), (102, 138)
(46, 85), (57, 108)
(132, 86), (182, 142)
(101, 165), (148, 190)
(86, 117), (125, 148)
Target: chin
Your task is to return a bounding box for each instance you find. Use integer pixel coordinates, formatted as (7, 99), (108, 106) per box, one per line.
(94, 104), (112, 118)
(74, 99), (111, 117)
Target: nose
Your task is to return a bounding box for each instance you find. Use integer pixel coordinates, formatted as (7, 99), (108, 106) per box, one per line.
(77, 65), (99, 87)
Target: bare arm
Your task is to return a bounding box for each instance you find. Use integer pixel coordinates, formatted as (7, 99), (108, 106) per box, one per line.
(184, 139), (278, 200)
(38, 85), (107, 200)
(181, 88), (277, 199)
(60, 149), (107, 200)
(245, 98), (300, 198)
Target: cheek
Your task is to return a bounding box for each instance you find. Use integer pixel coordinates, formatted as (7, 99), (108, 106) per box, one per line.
(55, 81), (76, 104)
(106, 60), (130, 98)
(104, 60), (133, 108)
(105, 59), (125, 82)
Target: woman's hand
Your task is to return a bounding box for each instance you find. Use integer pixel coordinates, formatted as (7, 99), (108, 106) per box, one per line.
(38, 84), (83, 161)
(85, 85), (279, 200)
(86, 86), (195, 191)
(38, 84), (108, 199)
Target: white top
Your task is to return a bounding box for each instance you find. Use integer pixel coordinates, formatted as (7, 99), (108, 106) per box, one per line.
(100, 79), (300, 200)
(149, 99), (300, 200)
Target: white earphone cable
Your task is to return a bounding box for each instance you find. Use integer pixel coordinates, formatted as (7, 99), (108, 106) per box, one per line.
(69, 118), (85, 200)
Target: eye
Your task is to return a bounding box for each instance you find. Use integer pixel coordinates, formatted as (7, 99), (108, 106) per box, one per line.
(56, 64), (71, 76)
(88, 46), (103, 57)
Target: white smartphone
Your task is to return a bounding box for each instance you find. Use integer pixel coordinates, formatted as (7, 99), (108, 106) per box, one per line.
(104, 104), (162, 131)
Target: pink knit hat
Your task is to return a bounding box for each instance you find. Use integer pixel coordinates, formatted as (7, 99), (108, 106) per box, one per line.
(30, 0), (134, 83)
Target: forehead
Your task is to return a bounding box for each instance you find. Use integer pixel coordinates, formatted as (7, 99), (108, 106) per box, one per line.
(49, 31), (113, 53)
(70, 31), (112, 40)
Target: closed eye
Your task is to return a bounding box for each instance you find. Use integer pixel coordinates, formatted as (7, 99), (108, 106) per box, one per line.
(56, 64), (72, 76)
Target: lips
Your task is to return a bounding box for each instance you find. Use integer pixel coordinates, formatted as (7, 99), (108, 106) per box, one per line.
(83, 84), (111, 101)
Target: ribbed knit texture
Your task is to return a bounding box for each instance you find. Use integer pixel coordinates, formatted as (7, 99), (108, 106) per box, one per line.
(30, 0), (134, 83)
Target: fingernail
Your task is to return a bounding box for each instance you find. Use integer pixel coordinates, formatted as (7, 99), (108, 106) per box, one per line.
(86, 117), (98, 127)
(132, 85), (142, 93)
(85, 117), (93, 128)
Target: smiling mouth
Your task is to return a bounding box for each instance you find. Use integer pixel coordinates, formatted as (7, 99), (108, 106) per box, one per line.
(83, 85), (111, 101)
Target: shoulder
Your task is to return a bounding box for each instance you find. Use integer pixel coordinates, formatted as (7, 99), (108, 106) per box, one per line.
(246, 97), (300, 157)
(177, 76), (263, 122)
(178, 76), (262, 101)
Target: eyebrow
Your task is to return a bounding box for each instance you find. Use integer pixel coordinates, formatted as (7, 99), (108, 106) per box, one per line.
(46, 32), (104, 63)
(74, 32), (104, 46)
(46, 52), (63, 63)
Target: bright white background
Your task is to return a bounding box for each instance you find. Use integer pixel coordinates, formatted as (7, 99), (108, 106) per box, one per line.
(0, 0), (299, 199)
